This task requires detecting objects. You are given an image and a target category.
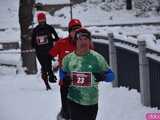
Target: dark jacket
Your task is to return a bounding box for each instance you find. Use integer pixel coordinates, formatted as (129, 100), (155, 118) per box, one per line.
(32, 23), (59, 53)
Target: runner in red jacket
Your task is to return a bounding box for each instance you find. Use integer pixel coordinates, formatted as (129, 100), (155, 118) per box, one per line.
(49, 36), (76, 67)
(49, 19), (82, 120)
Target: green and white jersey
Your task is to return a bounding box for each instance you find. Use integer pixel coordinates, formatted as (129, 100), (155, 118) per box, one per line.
(62, 50), (109, 105)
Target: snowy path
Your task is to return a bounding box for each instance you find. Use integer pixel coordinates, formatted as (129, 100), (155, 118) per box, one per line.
(0, 68), (159, 120)
(0, 73), (61, 120)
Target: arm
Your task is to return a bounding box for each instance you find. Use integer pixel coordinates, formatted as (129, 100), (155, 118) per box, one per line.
(50, 26), (59, 41)
(59, 68), (71, 86)
(59, 55), (71, 86)
(49, 40), (60, 57)
(93, 52), (115, 82)
(93, 68), (115, 82)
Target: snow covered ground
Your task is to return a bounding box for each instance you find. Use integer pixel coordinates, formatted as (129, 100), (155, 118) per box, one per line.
(0, 49), (21, 66)
(0, 0), (160, 120)
(47, 2), (160, 27)
(0, 0), (20, 43)
(0, 67), (159, 120)
(2, 0), (160, 44)
(1, 0), (160, 43)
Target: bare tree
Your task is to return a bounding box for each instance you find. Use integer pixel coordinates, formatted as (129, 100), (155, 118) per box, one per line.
(126, 0), (132, 10)
(19, 0), (37, 74)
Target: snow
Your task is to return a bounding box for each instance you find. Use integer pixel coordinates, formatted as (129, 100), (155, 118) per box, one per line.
(0, 44), (3, 49)
(0, 28), (20, 43)
(1, 0), (160, 46)
(48, 2), (160, 27)
(0, 73), (61, 120)
(33, 1), (160, 53)
(0, 0), (160, 119)
(137, 34), (160, 52)
(88, 25), (160, 38)
(146, 53), (160, 62)
(0, 0), (20, 43)
(0, 70), (159, 120)
(0, 0), (19, 29)
(97, 83), (159, 120)
(0, 49), (21, 66)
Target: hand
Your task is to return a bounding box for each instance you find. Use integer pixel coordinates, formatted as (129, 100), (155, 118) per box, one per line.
(93, 72), (105, 82)
(63, 74), (71, 86)
(59, 69), (71, 86)
(41, 72), (48, 81)
(52, 59), (59, 72)
(59, 74), (71, 87)
(104, 69), (115, 82)
(93, 69), (115, 82)
(49, 74), (57, 83)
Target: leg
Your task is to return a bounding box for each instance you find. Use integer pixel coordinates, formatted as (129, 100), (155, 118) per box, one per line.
(47, 55), (57, 83)
(36, 53), (51, 90)
(68, 100), (98, 120)
(59, 86), (70, 119)
(41, 70), (51, 90)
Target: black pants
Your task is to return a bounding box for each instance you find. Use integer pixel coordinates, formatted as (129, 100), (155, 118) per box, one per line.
(36, 52), (54, 89)
(36, 52), (53, 75)
(68, 100), (98, 120)
(60, 86), (70, 119)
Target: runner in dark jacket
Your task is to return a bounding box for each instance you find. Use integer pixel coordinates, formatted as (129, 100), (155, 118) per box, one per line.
(32, 12), (59, 90)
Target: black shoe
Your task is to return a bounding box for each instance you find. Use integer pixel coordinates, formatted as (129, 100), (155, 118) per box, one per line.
(57, 109), (70, 120)
(46, 86), (51, 91)
(57, 112), (62, 120)
(57, 112), (70, 120)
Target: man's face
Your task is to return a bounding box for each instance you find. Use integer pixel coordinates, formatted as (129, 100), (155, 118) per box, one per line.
(69, 30), (76, 40)
(69, 26), (81, 41)
(76, 36), (90, 52)
(38, 21), (46, 25)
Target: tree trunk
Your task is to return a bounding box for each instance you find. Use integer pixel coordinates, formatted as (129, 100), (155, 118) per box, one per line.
(70, 0), (87, 4)
(126, 0), (132, 10)
(19, 0), (37, 74)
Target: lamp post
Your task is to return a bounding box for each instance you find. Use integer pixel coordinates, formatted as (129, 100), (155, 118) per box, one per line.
(70, 0), (73, 20)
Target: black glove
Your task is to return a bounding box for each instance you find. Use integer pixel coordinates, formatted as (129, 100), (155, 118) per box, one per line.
(63, 74), (71, 86)
(49, 74), (57, 83)
(53, 65), (59, 72)
(41, 72), (48, 81)
(93, 72), (105, 82)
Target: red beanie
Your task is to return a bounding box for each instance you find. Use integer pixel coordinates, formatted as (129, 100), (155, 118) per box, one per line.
(68, 19), (82, 32)
(37, 12), (46, 23)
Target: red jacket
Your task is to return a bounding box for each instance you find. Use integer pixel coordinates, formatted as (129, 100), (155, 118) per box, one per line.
(49, 36), (94, 86)
(49, 37), (76, 66)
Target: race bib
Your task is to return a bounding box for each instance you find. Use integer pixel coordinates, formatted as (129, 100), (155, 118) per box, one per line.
(36, 35), (48, 45)
(72, 72), (92, 87)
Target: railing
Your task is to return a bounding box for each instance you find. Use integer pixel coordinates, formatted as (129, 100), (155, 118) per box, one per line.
(92, 33), (160, 109)
(0, 42), (20, 67)
(0, 42), (19, 50)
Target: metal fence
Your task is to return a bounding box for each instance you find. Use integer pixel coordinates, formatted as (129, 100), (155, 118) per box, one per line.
(0, 42), (19, 50)
(92, 34), (160, 109)
(116, 47), (140, 91)
(149, 58), (160, 108)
